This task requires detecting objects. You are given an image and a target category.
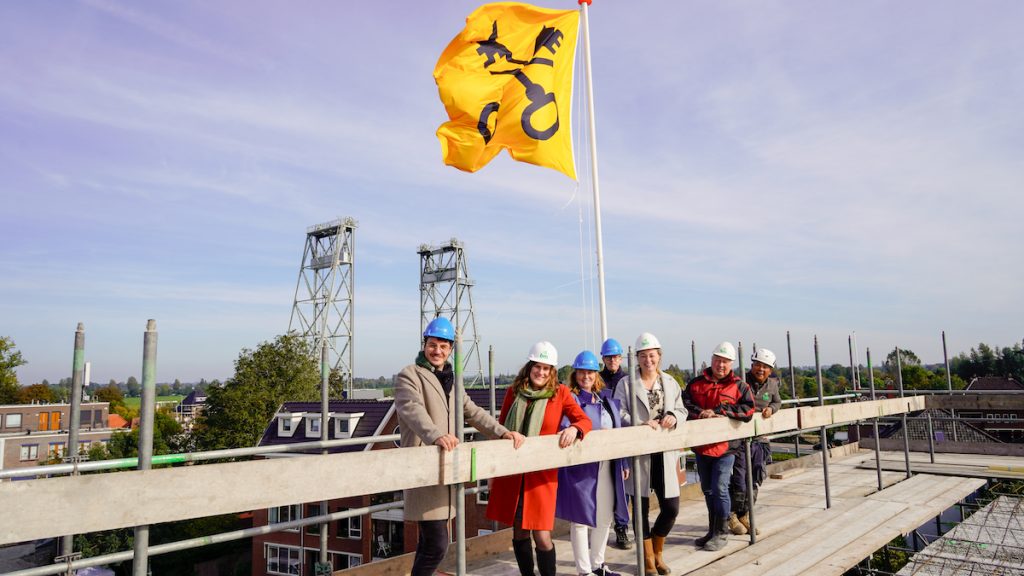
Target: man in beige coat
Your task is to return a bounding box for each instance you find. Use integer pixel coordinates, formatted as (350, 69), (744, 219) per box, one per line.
(395, 317), (525, 576)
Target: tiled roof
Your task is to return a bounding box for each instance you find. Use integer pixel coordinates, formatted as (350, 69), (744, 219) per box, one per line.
(966, 376), (1024, 391)
(108, 413), (130, 429)
(256, 399), (394, 454)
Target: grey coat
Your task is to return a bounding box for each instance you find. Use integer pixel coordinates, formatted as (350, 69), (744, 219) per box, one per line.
(394, 363), (510, 521)
(613, 371), (688, 498)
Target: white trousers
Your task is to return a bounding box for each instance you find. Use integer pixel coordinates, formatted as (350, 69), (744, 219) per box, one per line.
(570, 460), (614, 575)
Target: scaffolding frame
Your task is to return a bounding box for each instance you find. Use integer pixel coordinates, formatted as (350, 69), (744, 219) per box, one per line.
(289, 218), (357, 394)
(418, 238), (483, 387)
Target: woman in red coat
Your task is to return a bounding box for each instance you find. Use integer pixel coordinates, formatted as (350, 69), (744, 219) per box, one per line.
(487, 341), (593, 576)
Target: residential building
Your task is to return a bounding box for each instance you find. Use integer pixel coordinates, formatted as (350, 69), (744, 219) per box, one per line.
(251, 387), (506, 576)
(0, 402), (113, 475)
(960, 376), (1024, 442)
(175, 388), (208, 428)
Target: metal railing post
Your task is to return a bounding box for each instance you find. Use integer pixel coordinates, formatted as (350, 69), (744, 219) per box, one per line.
(454, 331), (466, 576)
(61, 322), (86, 558)
(488, 345), (496, 418)
(744, 439), (756, 544)
(628, 346), (645, 573)
(895, 346), (911, 478)
(926, 411), (936, 464)
(788, 331), (799, 457)
(815, 335), (831, 509)
(942, 330), (958, 442)
(691, 340), (697, 381)
(133, 320), (157, 576)
(867, 349), (882, 491)
(318, 340), (331, 572)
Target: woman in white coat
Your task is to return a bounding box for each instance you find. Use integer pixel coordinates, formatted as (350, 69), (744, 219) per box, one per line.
(613, 333), (687, 576)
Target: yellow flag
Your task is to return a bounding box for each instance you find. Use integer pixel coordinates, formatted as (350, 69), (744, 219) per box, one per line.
(434, 2), (579, 180)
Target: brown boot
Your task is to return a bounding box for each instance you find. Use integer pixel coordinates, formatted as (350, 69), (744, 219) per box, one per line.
(642, 538), (657, 576)
(738, 513), (760, 535)
(728, 513), (747, 535)
(651, 535), (671, 574)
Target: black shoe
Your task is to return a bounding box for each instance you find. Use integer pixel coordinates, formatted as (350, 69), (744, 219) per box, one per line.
(593, 565), (622, 576)
(614, 526), (632, 550)
(695, 514), (716, 548)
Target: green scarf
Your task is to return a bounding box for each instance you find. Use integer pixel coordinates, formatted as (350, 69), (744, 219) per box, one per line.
(504, 385), (555, 437)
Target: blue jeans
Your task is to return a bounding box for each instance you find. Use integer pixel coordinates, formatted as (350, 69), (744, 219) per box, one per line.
(695, 452), (735, 519)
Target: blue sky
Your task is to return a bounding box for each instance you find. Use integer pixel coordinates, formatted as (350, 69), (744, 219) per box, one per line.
(2, 1), (1022, 385)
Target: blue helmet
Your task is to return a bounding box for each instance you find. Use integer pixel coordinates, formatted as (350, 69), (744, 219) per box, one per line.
(572, 350), (601, 371)
(423, 317), (455, 341)
(600, 338), (623, 357)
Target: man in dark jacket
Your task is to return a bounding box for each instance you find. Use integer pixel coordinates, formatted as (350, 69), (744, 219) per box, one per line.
(683, 341), (755, 552)
(598, 337), (633, 550)
(728, 348), (783, 536)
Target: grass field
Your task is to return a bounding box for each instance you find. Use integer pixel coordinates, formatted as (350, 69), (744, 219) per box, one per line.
(122, 395), (184, 409)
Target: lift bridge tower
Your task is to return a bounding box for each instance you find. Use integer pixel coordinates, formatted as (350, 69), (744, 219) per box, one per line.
(418, 239), (483, 387)
(289, 218), (357, 394)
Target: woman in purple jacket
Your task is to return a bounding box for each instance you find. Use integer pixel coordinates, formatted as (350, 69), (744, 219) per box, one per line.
(556, 351), (629, 576)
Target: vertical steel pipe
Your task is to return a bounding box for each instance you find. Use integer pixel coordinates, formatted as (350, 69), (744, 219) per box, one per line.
(133, 319), (157, 576)
(488, 345), (496, 418)
(848, 335), (856, 392)
(895, 346), (911, 479)
(867, 349), (882, 491)
(787, 331), (799, 457)
(62, 322), (86, 556)
(927, 411), (935, 464)
(943, 331), (958, 442)
(628, 347), (644, 573)
(744, 439), (756, 544)
(815, 335), (831, 509)
(319, 340), (330, 568)
(691, 340), (697, 381)
(453, 331), (466, 576)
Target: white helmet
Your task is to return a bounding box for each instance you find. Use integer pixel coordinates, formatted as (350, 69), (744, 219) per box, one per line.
(635, 332), (661, 352)
(752, 348), (777, 368)
(712, 341), (736, 361)
(528, 341), (558, 367)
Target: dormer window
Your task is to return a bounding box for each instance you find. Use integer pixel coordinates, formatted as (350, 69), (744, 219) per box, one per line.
(333, 412), (364, 439)
(277, 412), (304, 437)
(305, 414), (330, 438)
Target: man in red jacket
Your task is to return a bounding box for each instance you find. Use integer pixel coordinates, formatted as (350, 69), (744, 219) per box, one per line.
(683, 341), (755, 552)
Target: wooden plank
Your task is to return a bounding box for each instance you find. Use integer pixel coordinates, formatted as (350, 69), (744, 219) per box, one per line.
(0, 398), (926, 546)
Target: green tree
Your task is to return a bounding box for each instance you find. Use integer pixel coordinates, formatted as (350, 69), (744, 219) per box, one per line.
(18, 383), (54, 404)
(194, 334), (320, 450)
(172, 379), (183, 395)
(884, 348), (921, 373)
(0, 336), (27, 403)
(95, 382), (126, 414)
(107, 410), (184, 458)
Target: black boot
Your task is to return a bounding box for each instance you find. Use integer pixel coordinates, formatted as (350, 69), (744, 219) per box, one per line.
(512, 538), (535, 576)
(703, 516), (730, 552)
(695, 513), (715, 547)
(536, 546), (557, 576)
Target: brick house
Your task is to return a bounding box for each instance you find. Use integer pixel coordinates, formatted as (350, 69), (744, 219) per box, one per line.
(0, 402), (112, 475)
(250, 388), (506, 576)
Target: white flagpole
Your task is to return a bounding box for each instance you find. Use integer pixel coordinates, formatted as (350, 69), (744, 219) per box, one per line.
(578, 0), (608, 342)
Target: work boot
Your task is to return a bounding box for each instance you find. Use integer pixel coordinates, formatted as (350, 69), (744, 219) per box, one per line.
(727, 512), (747, 535)
(702, 517), (730, 552)
(512, 538), (535, 576)
(651, 535), (671, 575)
(738, 513), (760, 535)
(694, 514), (715, 548)
(642, 538), (657, 576)
(614, 524), (632, 550)
(536, 546), (557, 576)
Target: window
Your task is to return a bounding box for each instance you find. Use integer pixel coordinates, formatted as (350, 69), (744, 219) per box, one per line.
(265, 544), (300, 575)
(333, 413), (364, 439)
(307, 503), (322, 535)
(306, 416), (322, 438)
(269, 505), (301, 531)
(49, 442), (66, 458)
(337, 510), (362, 539)
(51, 411), (62, 430)
(332, 552), (361, 569)
(5, 413), (21, 429)
(39, 412), (50, 431)
(93, 409), (104, 425)
(19, 444), (39, 461)
(476, 479), (490, 504)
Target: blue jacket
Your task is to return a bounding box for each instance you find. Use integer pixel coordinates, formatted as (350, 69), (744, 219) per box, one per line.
(554, 388), (630, 527)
